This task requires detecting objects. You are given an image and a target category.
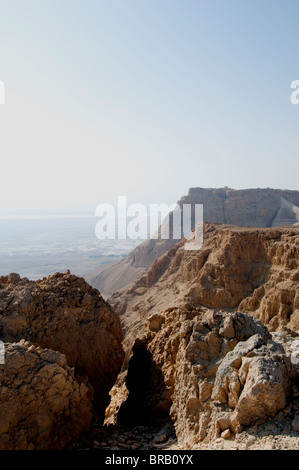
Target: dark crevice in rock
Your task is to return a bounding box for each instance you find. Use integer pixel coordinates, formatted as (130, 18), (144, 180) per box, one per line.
(117, 339), (173, 430)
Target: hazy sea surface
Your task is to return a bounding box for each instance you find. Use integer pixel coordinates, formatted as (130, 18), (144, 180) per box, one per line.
(0, 217), (141, 281)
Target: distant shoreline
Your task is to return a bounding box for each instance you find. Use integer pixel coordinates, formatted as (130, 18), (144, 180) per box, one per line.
(0, 216), (141, 282)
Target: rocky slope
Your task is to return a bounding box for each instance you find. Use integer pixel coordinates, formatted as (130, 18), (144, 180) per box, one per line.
(1, 206), (299, 450)
(109, 224), (299, 359)
(0, 271), (124, 449)
(87, 187), (299, 297)
(105, 308), (299, 448)
(101, 222), (299, 449)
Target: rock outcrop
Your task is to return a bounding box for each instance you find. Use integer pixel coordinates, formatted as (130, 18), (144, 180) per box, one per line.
(105, 222), (299, 449)
(182, 187), (299, 228)
(0, 271), (124, 417)
(0, 271), (125, 449)
(88, 187), (299, 297)
(112, 308), (298, 447)
(0, 340), (93, 450)
(109, 224), (299, 359)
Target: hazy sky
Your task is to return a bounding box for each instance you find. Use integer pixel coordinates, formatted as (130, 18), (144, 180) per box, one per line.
(0, 0), (298, 216)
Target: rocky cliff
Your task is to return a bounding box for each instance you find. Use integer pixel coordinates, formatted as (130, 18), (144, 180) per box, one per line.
(110, 308), (298, 447)
(87, 187), (299, 298)
(109, 224), (299, 359)
(101, 223), (299, 448)
(0, 271), (124, 449)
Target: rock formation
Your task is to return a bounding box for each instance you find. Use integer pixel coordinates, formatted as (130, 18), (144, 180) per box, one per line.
(0, 340), (93, 450)
(103, 222), (299, 448)
(87, 187), (299, 297)
(111, 308), (298, 447)
(0, 271), (125, 449)
(109, 224), (299, 359)
(0, 271), (124, 416)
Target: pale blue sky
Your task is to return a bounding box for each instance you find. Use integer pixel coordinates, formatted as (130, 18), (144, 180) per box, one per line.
(0, 0), (298, 215)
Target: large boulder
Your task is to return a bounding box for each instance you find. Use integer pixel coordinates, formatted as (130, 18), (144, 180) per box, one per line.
(0, 271), (124, 419)
(0, 340), (92, 450)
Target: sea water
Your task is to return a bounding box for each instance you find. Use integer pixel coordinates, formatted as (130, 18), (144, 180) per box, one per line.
(0, 216), (141, 281)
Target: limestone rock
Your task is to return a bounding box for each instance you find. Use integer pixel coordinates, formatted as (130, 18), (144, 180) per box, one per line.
(0, 271), (124, 419)
(115, 309), (297, 446)
(0, 340), (92, 450)
(148, 314), (165, 332)
(109, 225), (299, 360)
(221, 429), (232, 439)
(212, 335), (296, 429)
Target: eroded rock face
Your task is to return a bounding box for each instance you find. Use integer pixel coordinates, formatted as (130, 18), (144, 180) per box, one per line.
(110, 225), (299, 360)
(115, 308), (297, 447)
(0, 340), (93, 450)
(0, 271), (124, 419)
(88, 187), (299, 297)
